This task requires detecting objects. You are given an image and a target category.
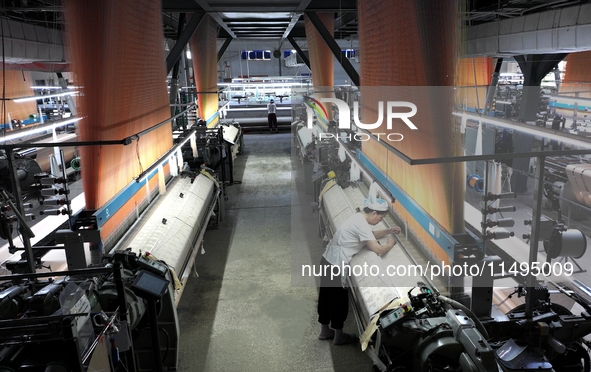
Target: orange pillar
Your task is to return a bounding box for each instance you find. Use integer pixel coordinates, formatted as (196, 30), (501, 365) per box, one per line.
(189, 14), (219, 127)
(358, 0), (461, 262)
(63, 1), (172, 229)
(304, 13), (335, 120)
(456, 57), (494, 86)
(560, 51), (591, 97)
(455, 57), (495, 111)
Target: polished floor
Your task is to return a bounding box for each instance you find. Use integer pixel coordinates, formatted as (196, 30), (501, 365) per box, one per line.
(176, 132), (373, 371)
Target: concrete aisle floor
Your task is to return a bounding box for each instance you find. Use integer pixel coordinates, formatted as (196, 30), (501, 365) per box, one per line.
(177, 133), (373, 372)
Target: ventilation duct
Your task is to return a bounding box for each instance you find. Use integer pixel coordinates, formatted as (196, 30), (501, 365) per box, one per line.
(465, 4), (591, 57)
(0, 19), (65, 64)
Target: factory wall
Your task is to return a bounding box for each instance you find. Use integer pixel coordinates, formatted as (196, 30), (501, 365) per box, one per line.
(0, 70), (37, 124)
(31, 39), (359, 88)
(217, 40), (359, 85)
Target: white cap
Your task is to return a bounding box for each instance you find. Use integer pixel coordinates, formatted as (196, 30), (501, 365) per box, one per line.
(363, 197), (389, 212)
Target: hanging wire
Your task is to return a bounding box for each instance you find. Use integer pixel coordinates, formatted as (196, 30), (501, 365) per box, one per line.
(1, 11), (7, 138)
(136, 138), (144, 174)
(339, 0), (343, 65)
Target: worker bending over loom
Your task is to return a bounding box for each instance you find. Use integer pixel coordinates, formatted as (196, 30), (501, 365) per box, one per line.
(316, 196), (401, 345)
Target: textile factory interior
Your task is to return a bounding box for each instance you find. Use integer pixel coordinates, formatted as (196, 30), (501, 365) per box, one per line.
(3, 0), (591, 371)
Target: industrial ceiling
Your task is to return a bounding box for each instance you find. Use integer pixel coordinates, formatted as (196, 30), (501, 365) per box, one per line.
(1, 0), (591, 67)
(2, 0), (589, 41)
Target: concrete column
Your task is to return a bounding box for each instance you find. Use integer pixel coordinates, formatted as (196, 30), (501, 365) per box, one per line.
(511, 54), (566, 193)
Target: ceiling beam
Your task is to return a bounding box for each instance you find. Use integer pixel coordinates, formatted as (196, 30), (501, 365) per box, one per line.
(166, 12), (205, 73)
(225, 19), (292, 23)
(286, 24), (307, 38)
(162, 0), (201, 12)
(304, 11), (359, 86)
(2, 6), (61, 11)
(287, 36), (311, 69)
(282, 0), (313, 40)
(209, 6), (303, 12)
(306, 0), (357, 11)
(217, 37), (233, 62)
(162, 13), (180, 34)
(283, 13), (304, 40)
(171, 13), (187, 79)
(334, 11), (357, 31)
(233, 31), (285, 34)
(193, 0), (237, 38)
(164, 0), (356, 12)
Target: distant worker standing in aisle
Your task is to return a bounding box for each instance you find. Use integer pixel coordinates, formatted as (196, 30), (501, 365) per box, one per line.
(267, 99), (278, 133)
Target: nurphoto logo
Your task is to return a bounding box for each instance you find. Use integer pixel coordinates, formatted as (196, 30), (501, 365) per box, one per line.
(304, 96), (418, 142)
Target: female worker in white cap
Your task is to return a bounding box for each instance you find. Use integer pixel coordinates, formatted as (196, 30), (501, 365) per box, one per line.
(317, 196), (401, 345)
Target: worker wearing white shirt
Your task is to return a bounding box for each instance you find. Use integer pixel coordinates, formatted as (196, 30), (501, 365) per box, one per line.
(267, 99), (278, 133)
(317, 197), (401, 345)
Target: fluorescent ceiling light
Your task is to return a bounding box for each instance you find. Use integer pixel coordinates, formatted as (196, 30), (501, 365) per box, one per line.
(218, 82), (303, 87)
(30, 86), (78, 90)
(186, 50), (192, 59)
(222, 12), (291, 19)
(0, 117), (82, 143)
(13, 91), (79, 103)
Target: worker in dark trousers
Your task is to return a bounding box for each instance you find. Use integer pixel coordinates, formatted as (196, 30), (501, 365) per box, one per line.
(317, 197), (401, 345)
(267, 99), (278, 133)
(552, 115), (561, 130)
(551, 115), (562, 150)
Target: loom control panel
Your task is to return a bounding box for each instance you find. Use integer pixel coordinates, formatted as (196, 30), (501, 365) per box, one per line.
(137, 253), (168, 277)
(379, 303), (411, 329)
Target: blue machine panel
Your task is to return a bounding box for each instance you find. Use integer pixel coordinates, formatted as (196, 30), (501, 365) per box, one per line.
(356, 149), (459, 258)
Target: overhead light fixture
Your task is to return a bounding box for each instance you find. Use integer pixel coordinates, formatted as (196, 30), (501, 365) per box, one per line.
(186, 50), (192, 60)
(13, 91), (79, 103)
(218, 82), (302, 87)
(222, 12), (291, 19)
(30, 86), (78, 90)
(0, 117), (82, 143)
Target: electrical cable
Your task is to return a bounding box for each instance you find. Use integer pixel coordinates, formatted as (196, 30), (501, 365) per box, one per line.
(2, 10), (6, 139)
(582, 343), (591, 372)
(159, 327), (170, 363)
(136, 138), (144, 174)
